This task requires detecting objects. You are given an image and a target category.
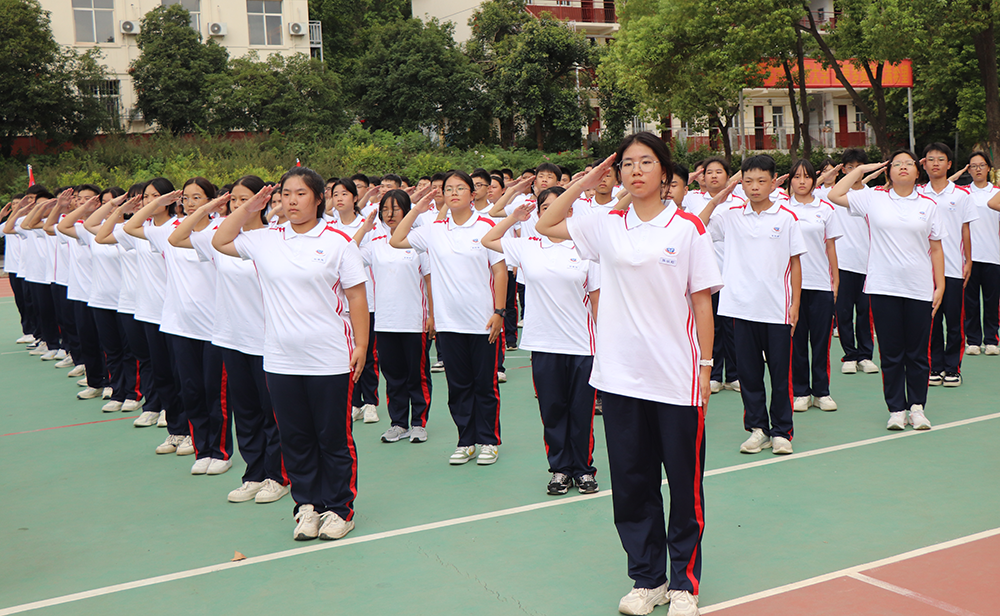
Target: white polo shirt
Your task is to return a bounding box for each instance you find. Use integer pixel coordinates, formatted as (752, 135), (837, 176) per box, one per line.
(358, 230), (430, 333)
(42, 233), (58, 284)
(84, 229), (123, 311)
(847, 187), (946, 301)
(505, 193), (539, 239)
(968, 183), (1000, 265)
(16, 223), (46, 283)
(500, 235), (599, 356)
(707, 200), (808, 324)
(331, 214), (375, 311)
(832, 186), (872, 274)
(918, 182), (977, 279)
(572, 195), (618, 218)
(117, 220), (168, 325)
(190, 223), (266, 356)
(567, 204), (722, 407)
(53, 219), (70, 286)
(66, 222), (94, 302)
(3, 220), (20, 275)
(109, 224), (138, 314)
(234, 220), (368, 376)
(683, 190), (747, 274)
(146, 218), (217, 341)
(406, 211), (506, 335)
(785, 196), (843, 292)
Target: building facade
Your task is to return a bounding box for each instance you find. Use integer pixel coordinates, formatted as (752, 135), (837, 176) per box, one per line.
(46, 0), (322, 131)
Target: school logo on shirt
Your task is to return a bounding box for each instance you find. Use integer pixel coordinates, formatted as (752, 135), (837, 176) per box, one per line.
(659, 247), (678, 266)
(918, 210), (928, 221)
(313, 248), (328, 263)
(664, 247), (677, 255)
(770, 226), (782, 239)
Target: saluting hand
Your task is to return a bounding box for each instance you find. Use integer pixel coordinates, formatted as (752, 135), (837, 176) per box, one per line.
(511, 202), (535, 222)
(242, 185), (275, 213)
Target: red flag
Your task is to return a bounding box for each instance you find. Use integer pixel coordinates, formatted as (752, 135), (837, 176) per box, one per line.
(27, 165), (35, 187)
(295, 158), (301, 167)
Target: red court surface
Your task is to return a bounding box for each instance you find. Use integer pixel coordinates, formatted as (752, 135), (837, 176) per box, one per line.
(707, 532), (999, 615)
(0, 277), (11, 298)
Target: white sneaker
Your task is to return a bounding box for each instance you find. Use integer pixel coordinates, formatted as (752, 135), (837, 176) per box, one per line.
(985, 344), (1000, 355)
(409, 426), (428, 443)
(381, 425), (411, 442)
(908, 405), (932, 430)
(228, 481), (263, 503)
(176, 435), (195, 456)
(77, 377), (88, 387)
(740, 428), (772, 453)
(157, 411), (167, 427)
(430, 360), (445, 373)
(928, 372), (943, 386)
(294, 504), (320, 541)
(68, 364), (86, 377)
(814, 395), (838, 411)
(121, 399), (143, 412)
(133, 411), (159, 427)
(52, 349), (68, 361)
(497, 371), (507, 383)
(477, 444), (499, 465)
(351, 406), (364, 421)
(619, 583), (669, 615)
(793, 396), (811, 412)
(77, 387), (102, 400)
(841, 360), (858, 374)
(155, 434), (185, 454)
(40, 350), (59, 361)
(28, 342), (49, 356)
(833, 326), (839, 338)
(965, 344), (981, 356)
(102, 400), (123, 413)
(724, 380), (741, 392)
(709, 380), (723, 394)
(255, 478), (290, 503)
(771, 436), (793, 455)
(858, 359), (880, 374)
(54, 355), (74, 368)
(362, 404), (379, 423)
(16, 334), (36, 344)
(190, 457), (212, 475)
(887, 411), (907, 430)
(666, 589), (700, 616)
(449, 445), (477, 465)
(318, 511), (355, 540)
(102, 387), (113, 399)
(207, 458), (232, 475)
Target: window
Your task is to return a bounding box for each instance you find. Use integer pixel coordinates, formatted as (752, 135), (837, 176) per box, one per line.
(85, 80), (122, 125)
(73, 0), (115, 43)
(162, 0), (201, 32)
(855, 110), (865, 132)
(772, 106), (784, 130)
(247, 0), (282, 46)
(556, 0), (571, 6)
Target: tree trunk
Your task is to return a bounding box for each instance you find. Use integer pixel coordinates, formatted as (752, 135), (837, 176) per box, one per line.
(782, 59), (802, 162)
(972, 23), (1000, 167)
(796, 29), (812, 159)
(714, 115), (733, 163)
(535, 116), (544, 151)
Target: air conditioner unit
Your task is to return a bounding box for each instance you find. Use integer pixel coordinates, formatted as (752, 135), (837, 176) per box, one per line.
(208, 22), (227, 36)
(120, 20), (140, 35)
(288, 22), (307, 36)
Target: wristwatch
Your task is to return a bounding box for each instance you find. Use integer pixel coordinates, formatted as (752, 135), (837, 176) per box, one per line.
(698, 358), (714, 367)
(494, 308), (507, 317)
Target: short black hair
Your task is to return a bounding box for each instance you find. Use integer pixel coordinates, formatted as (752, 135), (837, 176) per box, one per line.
(741, 154), (777, 177)
(558, 165), (571, 178)
(419, 176), (431, 183)
(491, 174), (505, 191)
(471, 169), (492, 185)
(672, 163), (689, 185)
(76, 184), (102, 196)
(501, 169), (513, 178)
(841, 148), (868, 165)
(537, 186), (566, 206)
(26, 185), (53, 200)
(536, 163), (562, 177)
(521, 168), (536, 177)
(382, 173), (403, 188)
(922, 142), (954, 163)
(349, 173), (370, 187)
(819, 157), (837, 170)
(282, 166), (328, 219)
(701, 157), (731, 176)
(430, 172), (446, 183)
(969, 151), (993, 169)
(443, 169), (475, 193)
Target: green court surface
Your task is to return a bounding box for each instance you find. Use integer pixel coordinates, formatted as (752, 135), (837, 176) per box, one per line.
(1, 296), (998, 615)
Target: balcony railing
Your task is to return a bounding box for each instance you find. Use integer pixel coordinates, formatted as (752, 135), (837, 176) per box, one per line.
(525, 1), (617, 25)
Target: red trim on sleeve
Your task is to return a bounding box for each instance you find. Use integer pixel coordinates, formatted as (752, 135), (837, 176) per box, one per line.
(778, 205), (799, 221)
(674, 209), (707, 235)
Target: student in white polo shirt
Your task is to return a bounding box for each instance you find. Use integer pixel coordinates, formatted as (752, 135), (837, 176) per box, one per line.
(918, 143), (977, 387)
(126, 178), (230, 474)
(329, 179), (381, 424)
(213, 167), (369, 542)
(2, 194), (36, 344)
(666, 164), (689, 209)
(352, 189), (434, 445)
(966, 152), (1000, 355)
(482, 186), (601, 496)
(833, 149), (879, 375)
(536, 133), (718, 616)
(683, 157), (745, 394)
(391, 170), (507, 467)
(696, 155), (806, 456)
(828, 150), (946, 431)
(473, 168), (516, 366)
(785, 160), (843, 413)
(572, 165), (619, 217)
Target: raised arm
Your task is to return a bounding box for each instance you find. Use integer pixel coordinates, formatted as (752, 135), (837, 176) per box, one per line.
(695, 177), (739, 226)
(488, 176), (533, 218)
(948, 164), (969, 184)
(388, 196), (432, 250)
(57, 197), (99, 240)
(212, 186), (273, 258)
(23, 198), (54, 230)
(352, 209), (378, 246)
(123, 191), (182, 239)
(828, 161), (887, 207)
(169, 193), (230, 249)
(85, 193), (127, 236)
(3, 198), (30, 234)
(817, 163), (843, 187)
(95, 195), (140, 244)
(536, 154), (616, 241)
(43, 189), (74, 236)
(481, 203), (534, 252)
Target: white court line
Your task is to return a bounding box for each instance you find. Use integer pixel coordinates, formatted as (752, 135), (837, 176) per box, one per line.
(848, 573), (982, 616)
(700, 527), (1000, 613)
(2, 412), (998, 615)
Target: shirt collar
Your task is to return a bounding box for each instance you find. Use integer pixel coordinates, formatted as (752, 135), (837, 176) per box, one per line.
(789, 195), (820, 208)
(625, 202), (676, 228)
(281, 220), (326, 237)
(742, 200), (783, 215)
(969, 182), (994, 193)
(447, 208), (480, 230)
(889, 188), (920, 201)
(539, 235), (574, 249)
(921, 181), (954, 197)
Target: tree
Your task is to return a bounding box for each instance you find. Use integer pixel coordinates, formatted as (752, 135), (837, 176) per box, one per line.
(308, 0), (411, 68)
(0, 0), (113, 157)
(129, 4), (229, 134)
(346, 18), (488, 147)
(221, 52), (347, 135)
